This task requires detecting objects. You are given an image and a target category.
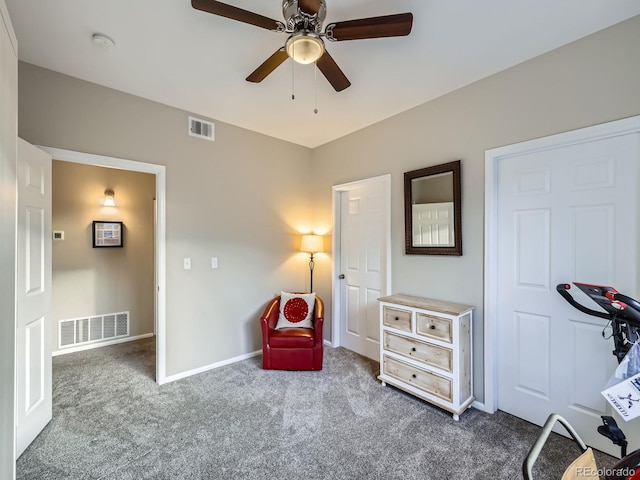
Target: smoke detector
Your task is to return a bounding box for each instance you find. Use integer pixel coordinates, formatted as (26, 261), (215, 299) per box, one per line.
(92, 33), (115, 49)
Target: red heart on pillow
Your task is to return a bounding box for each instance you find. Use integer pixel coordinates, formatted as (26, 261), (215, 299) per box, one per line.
(283, 297), (309, 323)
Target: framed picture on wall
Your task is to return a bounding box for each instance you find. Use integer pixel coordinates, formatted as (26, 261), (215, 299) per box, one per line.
(93, 221), (123, 248)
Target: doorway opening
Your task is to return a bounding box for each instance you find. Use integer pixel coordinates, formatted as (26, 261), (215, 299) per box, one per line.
(39, 146), (167, 383)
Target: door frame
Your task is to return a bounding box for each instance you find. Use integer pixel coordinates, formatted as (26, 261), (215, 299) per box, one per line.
(483, 114), (640, 414)
(37, 146), (168, 384)
(331, 174), (392, 348)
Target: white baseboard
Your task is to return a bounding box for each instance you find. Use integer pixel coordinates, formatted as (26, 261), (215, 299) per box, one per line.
(52, 333), (154, 356)
(161, 349), (262, 384)
(164, 342), (335, 384)
(471, 400), (488, 412)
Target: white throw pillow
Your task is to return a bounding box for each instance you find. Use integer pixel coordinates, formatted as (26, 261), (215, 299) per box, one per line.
(275, 292), (316, 329)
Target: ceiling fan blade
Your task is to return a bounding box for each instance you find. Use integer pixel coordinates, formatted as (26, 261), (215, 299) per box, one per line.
(246, 48), (289, 83)
(326, 12), (413, 41)
(316, 51), (351, 92)
(298, 0), (322, 15)
(191, 0), (282, 31)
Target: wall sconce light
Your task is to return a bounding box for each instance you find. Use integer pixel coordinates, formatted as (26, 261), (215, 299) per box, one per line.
(103, 189), (116, 207)
(300, 234), (324, 293)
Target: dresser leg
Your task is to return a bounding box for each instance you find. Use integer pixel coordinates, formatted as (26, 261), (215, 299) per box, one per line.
(381, 381), (386, 387)
(452, 414), (460, 421)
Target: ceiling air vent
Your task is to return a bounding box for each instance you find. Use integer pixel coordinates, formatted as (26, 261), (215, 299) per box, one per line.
(189, 116), (215, 141)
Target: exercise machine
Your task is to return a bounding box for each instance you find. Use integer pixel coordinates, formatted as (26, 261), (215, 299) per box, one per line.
(523, 283), (640, 479)
(556, 283), (640, 362)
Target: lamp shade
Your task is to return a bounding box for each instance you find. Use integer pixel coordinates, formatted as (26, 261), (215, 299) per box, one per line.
(301, 234), (323, 253)
(103, 189), (115, 207)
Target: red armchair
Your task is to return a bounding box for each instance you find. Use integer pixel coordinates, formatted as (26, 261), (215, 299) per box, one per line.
(260, 294), (324, 371)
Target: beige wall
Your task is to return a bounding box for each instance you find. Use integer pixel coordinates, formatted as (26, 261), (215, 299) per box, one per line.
(17, 15), (640, 399)
(18, 64), (314, 376)
(51, 160), (155, 351)
(311, 15), (640, 402)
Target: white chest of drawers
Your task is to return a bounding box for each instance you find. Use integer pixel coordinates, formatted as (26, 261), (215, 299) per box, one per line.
(377, 294), (474, 420)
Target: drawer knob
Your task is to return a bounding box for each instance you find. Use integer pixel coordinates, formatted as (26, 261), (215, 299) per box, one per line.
(411, 347), (416, 352)
(411, 374), (417, 379)
(430, 325), (436, 330)
(394, 316), (399, 321)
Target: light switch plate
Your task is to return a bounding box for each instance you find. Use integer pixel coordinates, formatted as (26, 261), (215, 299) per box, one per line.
(211, 257), (218, 269)
(184, 258), (191, 270)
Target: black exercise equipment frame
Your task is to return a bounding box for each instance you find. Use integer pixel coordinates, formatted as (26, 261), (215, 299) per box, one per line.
(557, 283), (640, 362)
(556, 282), (640, 477)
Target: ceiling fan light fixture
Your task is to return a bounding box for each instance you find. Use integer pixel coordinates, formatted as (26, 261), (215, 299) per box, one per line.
(286, 31), (324, 64)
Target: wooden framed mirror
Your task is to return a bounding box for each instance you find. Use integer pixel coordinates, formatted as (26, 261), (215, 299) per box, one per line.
(404, 160), (462, 255)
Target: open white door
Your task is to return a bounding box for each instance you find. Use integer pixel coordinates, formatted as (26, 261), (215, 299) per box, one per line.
(15, 138), (52, 458)
(334, 175), (391, 361)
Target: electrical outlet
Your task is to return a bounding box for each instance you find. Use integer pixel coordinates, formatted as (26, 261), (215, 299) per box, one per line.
(211, 257), (218, 269)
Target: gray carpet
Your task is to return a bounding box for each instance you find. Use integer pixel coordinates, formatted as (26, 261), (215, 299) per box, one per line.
(17, 338), (616, 479)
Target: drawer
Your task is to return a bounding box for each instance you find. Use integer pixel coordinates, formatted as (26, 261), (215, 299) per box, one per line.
(383, 331), (452, 373)
(416, 313), (452, 343)
(382, 306), (412, 333)
(383, 355), (452, 402)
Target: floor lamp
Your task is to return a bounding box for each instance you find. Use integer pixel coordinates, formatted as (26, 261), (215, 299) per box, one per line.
(301, 234), (323, 293)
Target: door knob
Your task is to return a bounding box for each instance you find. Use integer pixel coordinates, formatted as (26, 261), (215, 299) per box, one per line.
(339, 274), (345, 279)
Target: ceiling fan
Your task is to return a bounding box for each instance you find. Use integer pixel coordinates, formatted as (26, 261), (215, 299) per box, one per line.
(191, 0), (413, 92)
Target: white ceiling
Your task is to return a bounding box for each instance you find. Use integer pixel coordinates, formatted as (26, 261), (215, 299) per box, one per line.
(6, 0), (640, 148)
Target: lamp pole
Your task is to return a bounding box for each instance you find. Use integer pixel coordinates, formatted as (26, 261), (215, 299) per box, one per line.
(309, 251), (315, 293)
(301, 234), (323, 294)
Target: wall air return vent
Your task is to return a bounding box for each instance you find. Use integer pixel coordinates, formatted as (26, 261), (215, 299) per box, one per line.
(59, 311), (129, 349)
(188, 116), (215, 141)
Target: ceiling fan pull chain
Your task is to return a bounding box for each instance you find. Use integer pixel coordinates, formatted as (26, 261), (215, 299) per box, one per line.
(314, 60), (318, 114)
(291, 44), (295, 100)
